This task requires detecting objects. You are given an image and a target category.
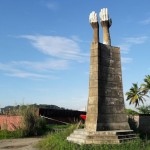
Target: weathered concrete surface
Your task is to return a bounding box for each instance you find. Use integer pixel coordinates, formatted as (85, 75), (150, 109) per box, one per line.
(85, 43), (130, 131)
(67, 129), (137, 145)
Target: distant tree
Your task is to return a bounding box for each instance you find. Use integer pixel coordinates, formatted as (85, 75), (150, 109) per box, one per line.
(125, 108), (139, 115)
(1, 104), (63, 115)
(137, 105), (150, 114)
(141, 75), (150, 94)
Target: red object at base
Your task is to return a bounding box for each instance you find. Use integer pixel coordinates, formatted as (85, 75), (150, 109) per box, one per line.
(80, 114), (86, 120)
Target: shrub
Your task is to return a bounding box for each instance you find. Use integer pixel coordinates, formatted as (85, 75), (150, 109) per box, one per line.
(20, 105), (46, 136)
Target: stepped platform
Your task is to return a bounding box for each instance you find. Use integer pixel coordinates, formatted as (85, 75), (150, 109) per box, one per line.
(67, 129), (138, 144)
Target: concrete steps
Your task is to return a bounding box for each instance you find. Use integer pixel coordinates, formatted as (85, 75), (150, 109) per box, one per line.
(67, 129), (138, 144)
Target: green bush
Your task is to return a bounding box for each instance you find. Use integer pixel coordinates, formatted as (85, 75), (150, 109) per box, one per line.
(21, 105), (46, 136)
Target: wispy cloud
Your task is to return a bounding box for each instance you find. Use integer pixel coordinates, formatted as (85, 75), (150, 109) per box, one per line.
(71, 35), (90, 43)
(46, 2), (59, 11)
(118, 44), (131, 54)
(118, 36), (148, 67)
(140, 18), (150, 25)
(118, 36), (148, 54)
(121, 57), (133, 64)
(20, 35), (88, 62)
(124, 36), (148, 44)
(1, 34), (88, 80)
(12, 60), (68, 71)
(0, 59), (68, 79)
(0, 63), (48, 79)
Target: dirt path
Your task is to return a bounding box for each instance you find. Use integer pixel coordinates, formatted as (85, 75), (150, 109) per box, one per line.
(0, 137), (42, 150)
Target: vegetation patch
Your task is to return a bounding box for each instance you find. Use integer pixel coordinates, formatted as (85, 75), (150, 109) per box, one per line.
(0, 105), (47, 139)
(0, 129), (24, 139)
(37, 125), (150, 150)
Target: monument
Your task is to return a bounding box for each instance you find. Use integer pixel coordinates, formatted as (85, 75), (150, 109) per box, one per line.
(67, 8), (137, 144)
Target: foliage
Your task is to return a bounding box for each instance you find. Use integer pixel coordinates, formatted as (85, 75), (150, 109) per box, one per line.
(21, 105), (47, 136)
(0, 129), (24, 139)
(125, 108), (139, 115)
(141, 75), (150, 94)
(0, 104), (64, 115)
(46, 124), (71, 132)
(137, 105), (150, 114)
(0, 105), (47, 139)
(126, 75), (150, 107)
(37, 124), (77, 150)
(37, 125), (150, 150)
(126, 83), (146, 107)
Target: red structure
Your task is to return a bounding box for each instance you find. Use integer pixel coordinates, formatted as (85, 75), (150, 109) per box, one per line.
(80, 114), (86, 120)
(0, 115), (22, 131)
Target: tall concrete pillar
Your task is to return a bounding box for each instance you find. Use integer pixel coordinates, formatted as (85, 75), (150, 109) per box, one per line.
(85, 9), (129, 131)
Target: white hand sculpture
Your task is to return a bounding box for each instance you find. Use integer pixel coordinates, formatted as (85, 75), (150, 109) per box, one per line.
(89, 11), (98, 23)
(89, 11), (99, 43)
(99, 8), (112, 27)
(99, 8), (112, 45)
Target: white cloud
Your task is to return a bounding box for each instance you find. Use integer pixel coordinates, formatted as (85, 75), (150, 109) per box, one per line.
(12, 59), (68, 71)
(7, 71), (49, 79)
(119, 44), (131, 54)
(140, 18), (150, 25)
(0, 63), (47, 79)
(20, 35), (87, 61)
(71, 35), (90, 43)
(46, 2), (58, 11)
(1, 35), (89, 79)
(118, 36), (148, 54)
(121, 57), (133, 64)
(124, 36), (148, 44)
(71, 35), (83, 42)
(0, 59), (68, 79)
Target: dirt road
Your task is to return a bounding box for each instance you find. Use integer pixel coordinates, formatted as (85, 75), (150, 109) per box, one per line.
(0, 138), (42, 150)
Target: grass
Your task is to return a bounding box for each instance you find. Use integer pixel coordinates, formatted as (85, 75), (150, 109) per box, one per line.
(37, 124), (150, 150)
(46, 124), (71, 132)
(0, 129), (24, 139)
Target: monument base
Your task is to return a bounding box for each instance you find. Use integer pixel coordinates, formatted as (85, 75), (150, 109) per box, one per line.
(67, 129), (137, 145)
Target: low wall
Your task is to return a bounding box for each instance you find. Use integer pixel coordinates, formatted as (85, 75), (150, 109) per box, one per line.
(0, 115), (22, 131)
(128, 114), (150, 134)
(139, 114), (150, 134)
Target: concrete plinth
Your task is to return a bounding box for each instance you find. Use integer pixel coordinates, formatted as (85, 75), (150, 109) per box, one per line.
(67, 129), (137, 145)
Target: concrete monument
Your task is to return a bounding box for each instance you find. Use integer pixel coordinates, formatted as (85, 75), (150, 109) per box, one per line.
(67, 8), (137, 144)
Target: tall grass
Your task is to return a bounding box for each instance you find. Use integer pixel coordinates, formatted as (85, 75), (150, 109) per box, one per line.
(20, 105), (46, 136)
(37, 125), (150, 150)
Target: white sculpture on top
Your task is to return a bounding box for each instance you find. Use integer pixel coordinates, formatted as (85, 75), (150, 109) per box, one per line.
(99, 8), (112, 26)
(89, 11), (99, 43)
(89, 11), (98, 23)
(99, 8), (112, 45)
(100, 8), (109, 21)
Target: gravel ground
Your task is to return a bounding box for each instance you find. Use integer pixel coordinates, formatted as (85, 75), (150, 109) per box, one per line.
(0, 138), (42, 150)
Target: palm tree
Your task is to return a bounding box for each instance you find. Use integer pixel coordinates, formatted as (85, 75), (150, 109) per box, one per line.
(141, 75), (150, 94)
(126, 83), (146, 107)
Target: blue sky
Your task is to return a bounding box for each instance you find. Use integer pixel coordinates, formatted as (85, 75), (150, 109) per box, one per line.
(0, 0), (150, 110)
